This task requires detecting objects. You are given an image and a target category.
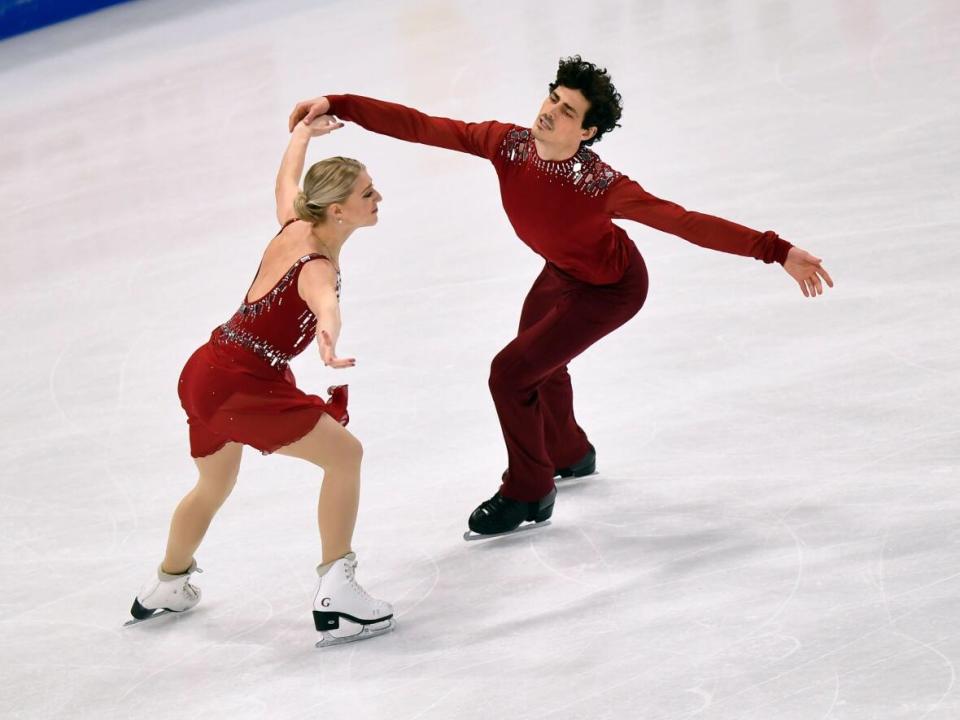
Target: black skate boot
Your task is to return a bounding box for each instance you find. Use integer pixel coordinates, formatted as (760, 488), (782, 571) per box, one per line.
(554, 443), (596, 479)
(467, 487), (557, 536)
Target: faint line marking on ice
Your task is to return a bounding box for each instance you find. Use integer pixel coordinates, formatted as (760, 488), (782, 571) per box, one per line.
(674, 553), (960, 720)
(875, 523), (897, 626)
(108, 316), (151, 548)
(772, 15), (836, 108)
(528, 528), (612, 590)
(531, 511), (806, 719)
(47, 333), (125, 552)
(875, 509), (957, 720)
(801, 218), (960, 245)
(223, 595), (275, 644)
(620, 545), (960, 717)
(867, 5), (941, 89)
(47, 328), (140, 555)
(391, 548), (441, 618)
(776, 430), (960, 524)
(118, 597), (275, 702)
(910, 632), (956, 720)
(405, 686), (457, 720)
(684, 686), (713, 712)
(0, 583), (113, 626)
(354, 272), (530, 305)
(820, 671), (841, 720)
(282, 554), (311, 596)
(705, 623), (953, 719)
(343, 548), (436, 683)
(758, 516), (805, 635)
(578, 526), (613, 575)
(880, 345), (950, 377)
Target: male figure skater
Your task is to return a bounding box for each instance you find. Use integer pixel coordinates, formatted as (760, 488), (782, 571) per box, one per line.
(289, 56), (833, 537)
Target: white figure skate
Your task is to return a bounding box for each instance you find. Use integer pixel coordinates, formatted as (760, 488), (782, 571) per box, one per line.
(313, 553), (394, 647)
(125, 560), (202, 626)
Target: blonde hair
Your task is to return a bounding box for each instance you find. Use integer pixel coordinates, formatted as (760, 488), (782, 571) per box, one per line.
(293, 156), (366, 224)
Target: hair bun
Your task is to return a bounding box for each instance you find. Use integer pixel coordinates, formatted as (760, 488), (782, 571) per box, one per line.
(296, 156), (365, 224)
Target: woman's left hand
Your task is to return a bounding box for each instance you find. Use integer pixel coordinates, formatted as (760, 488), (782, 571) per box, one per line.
(319, 330), (356, 369)
(783, 247), (834, 298)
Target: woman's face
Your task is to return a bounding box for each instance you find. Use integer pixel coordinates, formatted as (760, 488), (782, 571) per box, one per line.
(336, 170), (382, 227)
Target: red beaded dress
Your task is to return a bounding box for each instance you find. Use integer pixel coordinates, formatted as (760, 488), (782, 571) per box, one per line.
(178, 222), (348, 458)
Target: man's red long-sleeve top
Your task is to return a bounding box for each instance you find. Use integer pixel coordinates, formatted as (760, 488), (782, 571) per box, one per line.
(326, 94), (793, 286)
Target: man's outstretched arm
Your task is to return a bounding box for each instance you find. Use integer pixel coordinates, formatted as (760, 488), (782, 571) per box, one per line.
(289, 94), (510, 161)
(605, 178), (833, 297)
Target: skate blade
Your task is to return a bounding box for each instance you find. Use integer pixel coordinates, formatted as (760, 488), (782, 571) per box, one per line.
(463, 519), (552, 542)
(315, 619), (395, 648)
(556, 470), (598, 482)
(123, 609), (175, 627)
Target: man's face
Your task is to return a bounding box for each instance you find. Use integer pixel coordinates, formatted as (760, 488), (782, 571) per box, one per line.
(532, 85), (597, 147)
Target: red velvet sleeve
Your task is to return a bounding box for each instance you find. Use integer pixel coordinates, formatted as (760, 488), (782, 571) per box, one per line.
(326, 94), (511, 160)
(605, 177), (793, 264)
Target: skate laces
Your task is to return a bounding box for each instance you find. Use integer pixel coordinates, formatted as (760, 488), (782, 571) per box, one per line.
(343, 560), (375, 604)
(182, 567), (202, 600)
(478, 493), (507, 515)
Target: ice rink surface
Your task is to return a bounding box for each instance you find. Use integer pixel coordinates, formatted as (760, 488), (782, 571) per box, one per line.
(2, 0), (958, 717)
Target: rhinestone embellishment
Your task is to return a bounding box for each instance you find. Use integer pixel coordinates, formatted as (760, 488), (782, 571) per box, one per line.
(499, 127), (621, 197)
(214, 255), (341, 369)
(216, 323), (296, 368)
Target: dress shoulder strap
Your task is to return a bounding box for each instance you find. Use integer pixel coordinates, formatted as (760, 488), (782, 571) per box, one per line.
(274, 217), (299, 237)
(299, 252), (330, 263)
(296, 253), (341, 299)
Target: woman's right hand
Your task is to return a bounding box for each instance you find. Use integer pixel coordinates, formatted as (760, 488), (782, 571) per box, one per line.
(289, 96), (331, 132)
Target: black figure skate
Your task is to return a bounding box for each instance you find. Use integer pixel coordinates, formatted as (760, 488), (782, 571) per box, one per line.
(464, 488), (556, 541)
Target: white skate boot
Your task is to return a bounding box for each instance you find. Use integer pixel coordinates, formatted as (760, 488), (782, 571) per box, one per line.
(125, 560), (202, 626)
(313, 553), (394, 647)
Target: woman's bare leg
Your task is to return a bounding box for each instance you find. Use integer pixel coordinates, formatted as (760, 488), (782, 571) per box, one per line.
(162, 442), (243, 574)
(276, 414), (362, 564)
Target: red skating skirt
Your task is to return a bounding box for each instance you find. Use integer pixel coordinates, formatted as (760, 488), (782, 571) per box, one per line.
(177, 340), (349, 458)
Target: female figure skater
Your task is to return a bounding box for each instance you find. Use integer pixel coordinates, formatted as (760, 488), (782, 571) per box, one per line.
(128, 115), (393, 646)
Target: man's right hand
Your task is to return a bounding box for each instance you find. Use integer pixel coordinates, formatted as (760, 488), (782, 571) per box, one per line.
(288, 96), (331, 132)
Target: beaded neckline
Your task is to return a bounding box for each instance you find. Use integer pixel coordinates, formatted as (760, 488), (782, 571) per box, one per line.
(499, 127), (622, 198)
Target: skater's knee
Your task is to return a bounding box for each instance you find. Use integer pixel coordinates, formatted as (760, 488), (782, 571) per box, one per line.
(489, 352), (517, 394)
(320, 430), (362, 471)
(278, 414), (363, 470)
(194, 473), (238, 507)
(340, 432), (363, 467)
(489, 350), (532, 395)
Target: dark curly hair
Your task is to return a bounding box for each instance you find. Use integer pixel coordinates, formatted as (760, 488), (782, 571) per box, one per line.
(549, 55), (623, 147)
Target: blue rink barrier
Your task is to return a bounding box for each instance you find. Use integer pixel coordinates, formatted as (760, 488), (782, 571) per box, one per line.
(0, 0), (136, 41)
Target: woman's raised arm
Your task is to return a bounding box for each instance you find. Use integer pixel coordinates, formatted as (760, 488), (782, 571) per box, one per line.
(275, 116), (344, 225)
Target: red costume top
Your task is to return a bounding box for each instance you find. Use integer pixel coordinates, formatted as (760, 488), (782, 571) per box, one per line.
(326, 94), (792, 285)
(212, 251), (341, 368)
(178, 232), (348, 458)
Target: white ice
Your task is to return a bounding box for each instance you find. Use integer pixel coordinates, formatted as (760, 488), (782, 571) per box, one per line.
(1, 1), (959, 718)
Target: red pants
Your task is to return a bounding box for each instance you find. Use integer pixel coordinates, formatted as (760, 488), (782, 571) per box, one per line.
(490, 242), (648, 501)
